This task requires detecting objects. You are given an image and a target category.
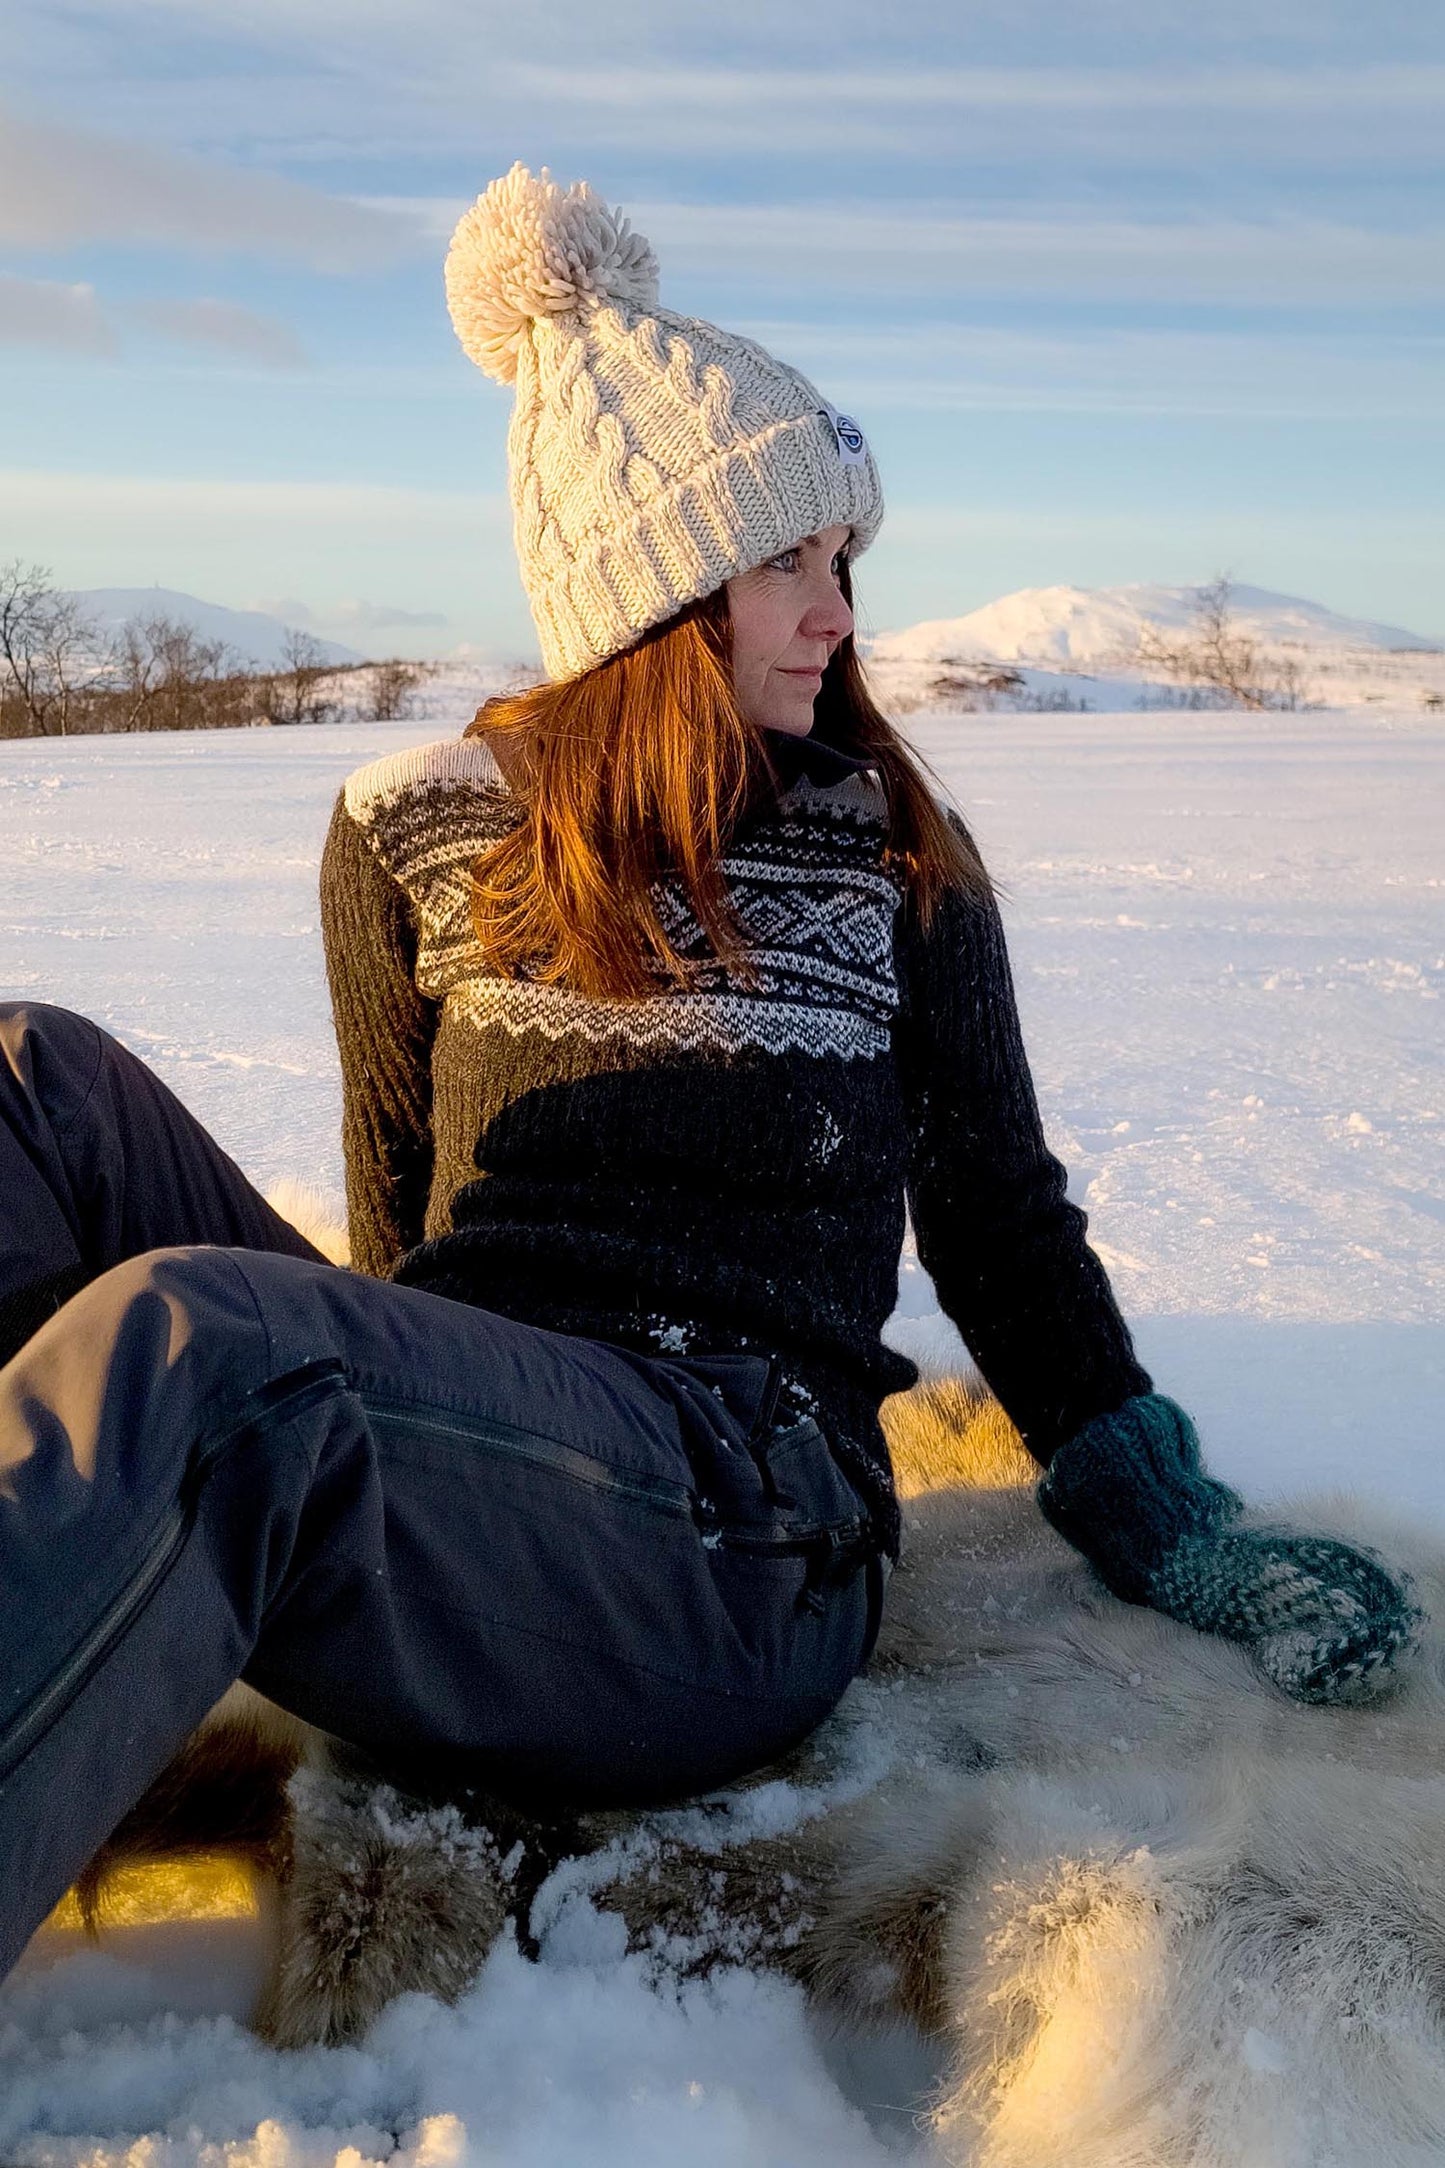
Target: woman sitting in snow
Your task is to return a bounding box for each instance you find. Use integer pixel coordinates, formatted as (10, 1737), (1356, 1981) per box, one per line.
(0, 163), (1417, 1982)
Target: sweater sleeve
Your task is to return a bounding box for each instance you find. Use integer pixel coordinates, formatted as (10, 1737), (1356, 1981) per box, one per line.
(893, 812), (1153, 1469)
(319, 790), (438, 1279)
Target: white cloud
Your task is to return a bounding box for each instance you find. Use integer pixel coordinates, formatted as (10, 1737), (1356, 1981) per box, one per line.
(12, 0), (1378, 40)
(505, 57), (1445, 115)
(0, 273), (309, 365)
(2, 0), (1432, 189)
(0, 272), (115, 353)
(258, 595), (450, 631)
(127, 297), (309, 366)
(731, 319), (1445, 421)
(30, 46), (1441, 173)
(369, 195), (1445, 310)
(0, 469), (506, 529)
(646, 203), (1444, 308)
(494, 59), (1445, 166)
(0, 102), (422, 266)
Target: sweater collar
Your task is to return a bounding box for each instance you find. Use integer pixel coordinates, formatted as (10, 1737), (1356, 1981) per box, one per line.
(760, 724), (877, 787)
(475, 723), (873, 797)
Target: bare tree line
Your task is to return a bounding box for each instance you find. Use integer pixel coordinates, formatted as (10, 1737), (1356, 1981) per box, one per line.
(0, 561), (424, 738)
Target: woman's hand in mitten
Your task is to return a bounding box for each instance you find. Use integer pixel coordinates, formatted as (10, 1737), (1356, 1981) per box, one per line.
(1036, 1392), (1422, 1705)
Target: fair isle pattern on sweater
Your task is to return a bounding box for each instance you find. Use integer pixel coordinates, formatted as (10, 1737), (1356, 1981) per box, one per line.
(343, 739), (904, 1061)
(321, 729), (1156, 1559)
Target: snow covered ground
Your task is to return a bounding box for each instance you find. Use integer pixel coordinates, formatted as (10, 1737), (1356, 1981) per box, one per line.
(0, 705), (1441, 2162)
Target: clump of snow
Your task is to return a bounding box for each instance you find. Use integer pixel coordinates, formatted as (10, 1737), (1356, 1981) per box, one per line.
(646, 1317), (696, 1353)
(2, 1925), (927, 2166)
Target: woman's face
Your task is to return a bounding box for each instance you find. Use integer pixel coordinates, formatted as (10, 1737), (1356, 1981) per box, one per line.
(724, 523), (855, 737)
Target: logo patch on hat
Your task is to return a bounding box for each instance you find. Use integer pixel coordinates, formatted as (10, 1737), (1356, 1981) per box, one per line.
(817, 398), (868, 467)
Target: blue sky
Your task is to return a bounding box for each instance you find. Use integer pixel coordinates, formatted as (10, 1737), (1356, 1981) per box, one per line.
(4, 0), (1442, 659)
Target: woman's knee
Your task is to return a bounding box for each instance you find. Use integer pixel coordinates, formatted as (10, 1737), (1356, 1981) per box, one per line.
(4, 1244), (278, 1431)
(0, 999), (100, 1047)
(0, 1001), (108, 1110)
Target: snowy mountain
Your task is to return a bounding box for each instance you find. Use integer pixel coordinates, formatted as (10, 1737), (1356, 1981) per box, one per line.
(867, 583), (1440, 672)
(863, 583), (1445, 714)
(71, 589), (364, 670)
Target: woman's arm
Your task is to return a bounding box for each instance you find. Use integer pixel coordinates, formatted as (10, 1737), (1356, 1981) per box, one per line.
(892, 810), (1153, 1469)
(319, 791), (438, 1278)
(894, 809), (1420, 1703)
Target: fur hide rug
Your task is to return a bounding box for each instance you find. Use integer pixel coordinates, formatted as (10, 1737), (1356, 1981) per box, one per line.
(69, 1187), (1445, 2167)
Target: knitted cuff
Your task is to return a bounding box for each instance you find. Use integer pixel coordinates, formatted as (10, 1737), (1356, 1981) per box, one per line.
(1036, 1392), (1244, 1604)
(1150, 1526), (1422, 1704)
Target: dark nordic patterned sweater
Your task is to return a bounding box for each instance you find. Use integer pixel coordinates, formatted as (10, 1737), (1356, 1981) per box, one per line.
(319, 725), (1154, 1558)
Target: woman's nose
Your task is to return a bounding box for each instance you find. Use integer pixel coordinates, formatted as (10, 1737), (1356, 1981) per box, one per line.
(805, 585), (853, 644)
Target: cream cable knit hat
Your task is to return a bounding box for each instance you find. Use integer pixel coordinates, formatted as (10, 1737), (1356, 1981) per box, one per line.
(444, 161), (885, 683)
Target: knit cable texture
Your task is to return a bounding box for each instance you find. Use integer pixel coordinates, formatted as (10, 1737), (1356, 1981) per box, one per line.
(444, 162), (886, 681)
(1038, 1391), (1423, 1704)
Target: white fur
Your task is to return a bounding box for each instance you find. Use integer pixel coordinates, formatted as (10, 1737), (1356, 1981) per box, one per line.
(264, 1179), (351, 1267)
(801, 1473), (1445, 2166)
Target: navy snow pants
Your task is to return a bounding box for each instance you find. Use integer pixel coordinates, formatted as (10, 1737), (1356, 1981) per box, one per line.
(0, 1004), (881, 1980)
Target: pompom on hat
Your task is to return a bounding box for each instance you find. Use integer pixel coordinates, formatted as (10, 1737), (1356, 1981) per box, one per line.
(445, 162), (885, 682)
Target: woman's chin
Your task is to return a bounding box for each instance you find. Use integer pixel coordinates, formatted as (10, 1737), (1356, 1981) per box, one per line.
(761, 702), (817, 738)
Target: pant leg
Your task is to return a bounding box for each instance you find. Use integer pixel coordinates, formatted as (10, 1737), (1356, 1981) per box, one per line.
(0, 1002), (327, 1363)
(0, 1243), (874, 1979)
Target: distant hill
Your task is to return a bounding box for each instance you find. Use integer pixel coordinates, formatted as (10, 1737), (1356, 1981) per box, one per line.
(867, 583), (1441, 672)
(862, 583), (1444, 715)
(71, 589), (363, 670)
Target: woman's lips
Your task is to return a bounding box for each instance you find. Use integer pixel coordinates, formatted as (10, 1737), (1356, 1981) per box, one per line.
(781, 667), (823, 680)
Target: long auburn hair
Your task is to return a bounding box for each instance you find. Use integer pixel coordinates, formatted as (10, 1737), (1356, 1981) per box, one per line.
(462, 561), (999, 1002)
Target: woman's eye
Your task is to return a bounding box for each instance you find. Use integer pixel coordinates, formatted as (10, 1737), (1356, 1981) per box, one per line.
(770, 551), (847, 575)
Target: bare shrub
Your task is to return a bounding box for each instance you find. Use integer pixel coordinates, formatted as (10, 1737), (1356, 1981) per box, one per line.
(107, 614), (256, 732)
(927, 664), (1026, 710)
(1133, 684), (1234, 712)
(261, 630), (340, 727)
(1017, 685), (1092, 713)
(1133, 575), (1308, 712)
(925, 664), (1090, 716)
(0, 560), (108, 737)
(366, 659), (424, 722)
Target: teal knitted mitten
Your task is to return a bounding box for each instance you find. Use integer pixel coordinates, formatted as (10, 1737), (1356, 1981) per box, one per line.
(1037, 1393), (1422, 1705)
